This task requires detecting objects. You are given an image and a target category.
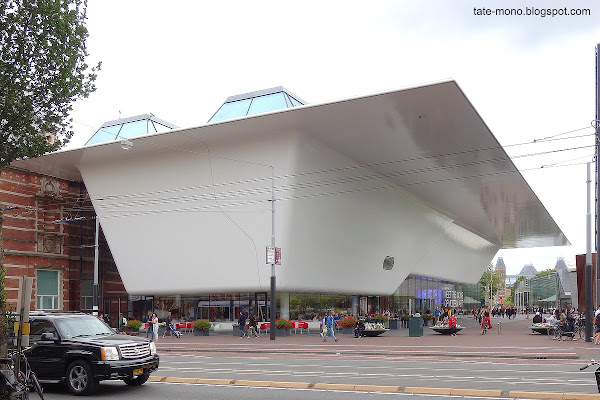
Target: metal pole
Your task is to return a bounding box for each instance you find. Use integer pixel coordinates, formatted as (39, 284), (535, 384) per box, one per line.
(595, 43), (600, 306)
(586, 163), (593, 342)
(269, 166), (276, 340)
(93, 217), (99, 316)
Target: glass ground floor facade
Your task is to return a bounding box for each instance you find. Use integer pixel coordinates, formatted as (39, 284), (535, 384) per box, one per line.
(108, 275), (484, 324)
(513, 271), (570, 310)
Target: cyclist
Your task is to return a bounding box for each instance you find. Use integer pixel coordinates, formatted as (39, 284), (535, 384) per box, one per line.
(481, 305), (492, 333)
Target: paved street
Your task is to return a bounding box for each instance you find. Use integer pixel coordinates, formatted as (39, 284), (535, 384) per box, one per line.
(39, 381), (477, 400)
(36, 316), (600, 399)
(155, 354), (598, 391)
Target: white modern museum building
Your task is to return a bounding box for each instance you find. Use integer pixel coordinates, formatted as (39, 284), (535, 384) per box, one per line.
(16, 81), (569, 320)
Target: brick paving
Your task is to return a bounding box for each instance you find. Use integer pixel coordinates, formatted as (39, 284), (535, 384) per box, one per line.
(154, 315), (600, 362)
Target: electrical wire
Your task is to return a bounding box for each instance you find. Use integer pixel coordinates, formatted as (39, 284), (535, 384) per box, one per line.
(4, 125), (594, 208)
(89, 160), (593, 219)
(2, 143), (595, 216)
(88, 144), (595, 210)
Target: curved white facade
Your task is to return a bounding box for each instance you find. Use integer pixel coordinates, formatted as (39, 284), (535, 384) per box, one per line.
(16, 81), (568, 296)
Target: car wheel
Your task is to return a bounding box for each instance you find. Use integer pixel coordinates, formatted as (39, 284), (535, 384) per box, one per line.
(66, 360), (97, 395)
(123, 371), (150, 386)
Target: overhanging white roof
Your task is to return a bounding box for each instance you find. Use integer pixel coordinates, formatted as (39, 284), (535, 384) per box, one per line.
(16, 80), (568, 250)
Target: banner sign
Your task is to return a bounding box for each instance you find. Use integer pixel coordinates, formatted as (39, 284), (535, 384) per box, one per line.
(443, 290), (464, 308)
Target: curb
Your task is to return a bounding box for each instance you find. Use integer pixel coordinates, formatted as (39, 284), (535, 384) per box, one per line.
(149, 376), (600, 399)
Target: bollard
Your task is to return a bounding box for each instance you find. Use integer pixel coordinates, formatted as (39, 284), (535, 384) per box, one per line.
(498, 321), (501, 335)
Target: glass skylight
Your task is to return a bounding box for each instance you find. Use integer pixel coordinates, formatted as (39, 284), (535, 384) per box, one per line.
(85, 114), (178, 146)
(208, 87), (305, 123)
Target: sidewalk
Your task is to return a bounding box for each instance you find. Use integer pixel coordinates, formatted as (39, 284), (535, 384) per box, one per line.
(154, 315), (599, 361)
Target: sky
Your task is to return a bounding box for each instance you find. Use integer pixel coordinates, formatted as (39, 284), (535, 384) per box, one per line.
(66, 0), (600, 275)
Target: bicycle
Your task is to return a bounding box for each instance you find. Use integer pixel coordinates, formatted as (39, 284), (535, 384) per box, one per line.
(0, 311), (44, 399)
(576, 318), (586, 339)
(580, 360), (600, 393)
(549, 322), (575, 341)
(547, 324), (559, 339)
(481, 317), (491, 335)
(10, 347), (44, 400)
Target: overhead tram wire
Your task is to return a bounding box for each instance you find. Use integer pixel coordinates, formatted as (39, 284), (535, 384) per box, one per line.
(9, 140), (594, 217)
(87, 140), (595, 206)
(7, 124), (593, 214)
(98, 160), (593, 220)
(59, 122), (594, 203)
(90, 144), (595, 210)
(81, 128), (595, 204)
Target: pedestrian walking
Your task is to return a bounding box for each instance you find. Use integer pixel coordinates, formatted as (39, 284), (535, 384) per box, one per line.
(248, 314), (259, 338)
(152, 313), (159, 341)
(238, 311), (248, 338)
(163, 311), (173, 338)
(323, 311), (338, 342)
(145, 312), (153, 339)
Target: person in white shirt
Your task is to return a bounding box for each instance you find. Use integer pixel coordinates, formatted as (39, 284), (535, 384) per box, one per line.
(546, 313), (558, 326)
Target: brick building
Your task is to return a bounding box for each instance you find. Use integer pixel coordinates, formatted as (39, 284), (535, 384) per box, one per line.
(1, 166), (127, 325)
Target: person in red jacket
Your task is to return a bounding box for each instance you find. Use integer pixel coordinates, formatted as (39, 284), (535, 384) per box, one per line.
(448, 311), (458, 336)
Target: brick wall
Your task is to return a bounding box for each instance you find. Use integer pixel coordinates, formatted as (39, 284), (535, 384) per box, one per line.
(1, 167), (127, 311)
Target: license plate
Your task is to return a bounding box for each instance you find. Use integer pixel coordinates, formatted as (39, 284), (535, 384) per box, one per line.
(133, 368), (143, 376)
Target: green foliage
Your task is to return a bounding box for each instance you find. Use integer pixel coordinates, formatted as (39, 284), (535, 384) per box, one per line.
(479, 266), (503, 301)
(535, 269), (555, 277)
(374, 315), (389, 323)
(192, 320), (211, 331)
(125, 320), (142, 330)
(0, 0), (99, 358)
(0, 0), (101, 167)
(505, 291), (514, 306)
(289, 295), (302, 311)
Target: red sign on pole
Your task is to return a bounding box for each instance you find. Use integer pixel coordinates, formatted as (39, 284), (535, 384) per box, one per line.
(275, 247), (281, 265)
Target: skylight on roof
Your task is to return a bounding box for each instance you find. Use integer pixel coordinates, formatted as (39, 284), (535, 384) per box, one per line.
(85, 114), (178, 146)
(208, 86), (305, 123)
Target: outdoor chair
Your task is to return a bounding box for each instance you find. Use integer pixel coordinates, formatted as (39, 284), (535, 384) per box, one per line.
(297, 321), (309, 334)
(259, 322), (270, 335)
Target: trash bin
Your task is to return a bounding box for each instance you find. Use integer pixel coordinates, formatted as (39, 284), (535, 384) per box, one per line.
(409, 316), (424, 337)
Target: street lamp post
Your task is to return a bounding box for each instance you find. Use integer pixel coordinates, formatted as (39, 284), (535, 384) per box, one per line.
(269, 166), (276, 341)
(93, 217), (99, 316)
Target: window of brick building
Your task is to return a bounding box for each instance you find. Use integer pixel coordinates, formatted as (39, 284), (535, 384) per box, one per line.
(37, 270), (59, 310)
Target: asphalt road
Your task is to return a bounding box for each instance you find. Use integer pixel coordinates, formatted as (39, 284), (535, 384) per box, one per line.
(152, 354), (598, 393)
(37, 381), (493, 400)
(34, 352), (600, 399)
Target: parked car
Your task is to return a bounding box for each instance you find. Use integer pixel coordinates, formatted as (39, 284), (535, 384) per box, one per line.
(24, 311), (159, 395)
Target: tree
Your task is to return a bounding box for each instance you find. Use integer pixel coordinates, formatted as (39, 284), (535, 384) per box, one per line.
(0, 0), (100, 359)
(535, 269), (555, 277)
(478, 266), (503, 304)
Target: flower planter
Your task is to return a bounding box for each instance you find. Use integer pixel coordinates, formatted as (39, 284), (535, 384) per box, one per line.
(194, 329), (209, 336)
(362, 329), (387, 337)
(341, 326), (354, 335)
(430, 326), (463, 335)
(274, 327), (290, 337)
(124, 328), (139, 336)
(233, 326), (245, 337)
(389, 320), (400, 330)
(531, 327), (549, 335)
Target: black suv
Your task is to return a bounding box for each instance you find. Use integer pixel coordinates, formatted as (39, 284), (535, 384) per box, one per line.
(24, 311), (159, 395)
